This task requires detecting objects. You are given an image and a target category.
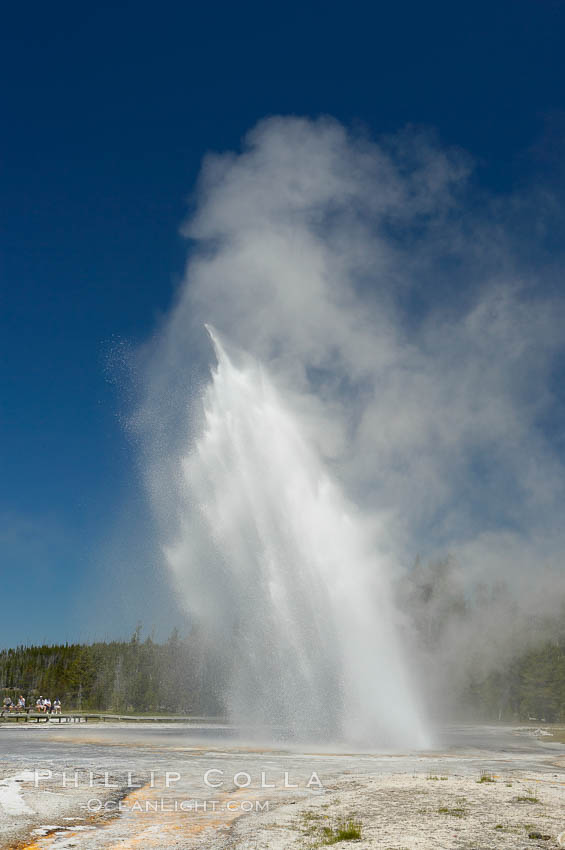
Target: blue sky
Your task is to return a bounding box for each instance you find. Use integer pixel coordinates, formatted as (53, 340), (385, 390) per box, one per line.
(1, 0), (565, 646)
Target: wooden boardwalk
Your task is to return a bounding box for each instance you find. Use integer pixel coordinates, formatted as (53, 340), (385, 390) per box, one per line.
(0, 712), (223, 724)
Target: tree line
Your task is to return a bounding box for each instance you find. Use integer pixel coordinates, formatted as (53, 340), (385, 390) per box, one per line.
(396, 556), (565, 723)
(2, 558), (564, 721)
(2, 624), (564, 720)
(0, 626), (227, 715)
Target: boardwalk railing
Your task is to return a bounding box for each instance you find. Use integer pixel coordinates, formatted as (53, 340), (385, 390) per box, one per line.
(0, 712), (224, 724)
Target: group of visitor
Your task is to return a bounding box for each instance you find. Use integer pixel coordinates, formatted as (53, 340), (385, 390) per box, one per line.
(2, 695), (26, 712)
(35, 696), (62, 714)
(1, 695), (62, 714)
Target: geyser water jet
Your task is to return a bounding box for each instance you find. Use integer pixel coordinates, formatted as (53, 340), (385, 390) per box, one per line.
(165, 327), (428, 747)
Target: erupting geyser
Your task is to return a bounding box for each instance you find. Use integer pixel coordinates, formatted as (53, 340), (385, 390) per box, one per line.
(165, 327), (429, 747)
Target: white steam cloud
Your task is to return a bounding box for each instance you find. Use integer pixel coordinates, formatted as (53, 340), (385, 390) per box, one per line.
(136, 116), (565, 714)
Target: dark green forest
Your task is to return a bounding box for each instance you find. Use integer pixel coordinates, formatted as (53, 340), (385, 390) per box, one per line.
(396, 556), (565, 723)
(0, 627), (227, 715)
(1, 556), (564, 721)
(459, 641), (565, 722)
(1, 628), (564, 721)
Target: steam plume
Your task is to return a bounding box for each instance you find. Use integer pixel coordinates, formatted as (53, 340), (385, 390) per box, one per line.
(136, 116), (565, 722)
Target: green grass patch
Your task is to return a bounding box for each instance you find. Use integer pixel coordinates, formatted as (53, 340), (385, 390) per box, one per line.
(303, 810), (324, 821)
(320, 819), (362, 844)
(438, 806), (467, 818)
(478, 771), (495, 783)
(301, 810), (327, 835)
(515, 795), (540, 804)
